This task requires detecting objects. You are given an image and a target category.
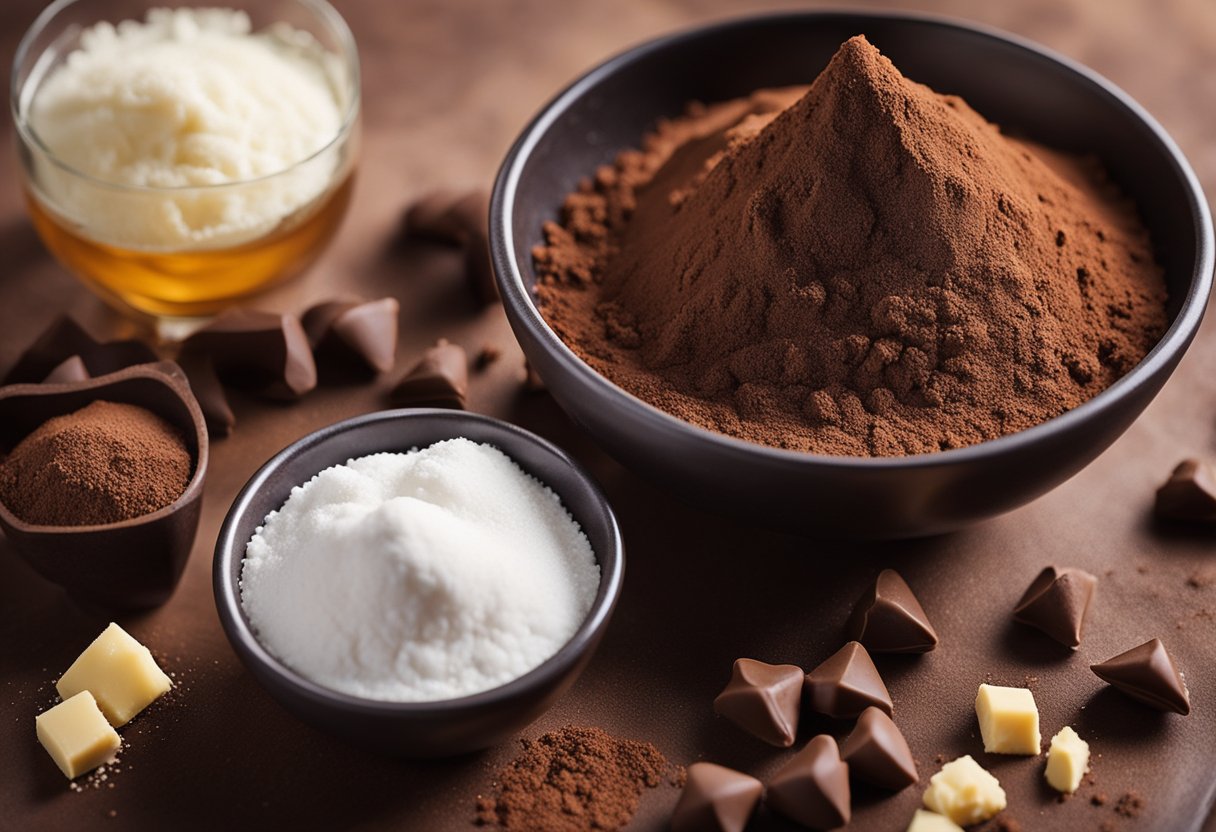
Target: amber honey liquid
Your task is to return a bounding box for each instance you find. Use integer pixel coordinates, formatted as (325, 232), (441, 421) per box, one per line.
(25, 169), (355, 320)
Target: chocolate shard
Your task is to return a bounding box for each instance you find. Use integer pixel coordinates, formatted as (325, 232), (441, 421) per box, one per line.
(805, 641), (893, 719)
(1013, 566), (1097, 649)
(43, 355), (90, 384)
(839, 706), (918, 790)
(846, 569), (938, 653)
(389, 339), (468, 409)
(302, 297), (400, 375)
(1091, 638), (1190, 715)
(766, 735), (851, 830)
(177, 352), (236, 438)
(670, 762), (763, 832)
(2, 316), (157, 385)
(1155, 459), (1216, 524)
(712, 658), (803, 747)
(404, 189), (488, 245)
(180, 309), (317, 400)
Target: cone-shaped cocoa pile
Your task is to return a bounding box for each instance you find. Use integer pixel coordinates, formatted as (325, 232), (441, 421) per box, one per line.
(536, 36), (1166, 456)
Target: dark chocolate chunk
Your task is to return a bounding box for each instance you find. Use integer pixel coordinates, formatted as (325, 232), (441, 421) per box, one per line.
(180, 309), (317, 400)
(404, 189), (488, 245)
(389, 340), (468, 409)
(463, 227), (499, 305)
(839, 706), (918, 790)
(712, 658), (803, 748)
(177, 352), (236, 438)
(1155, 459), (1216, 524)
(846, 569), (938, 653)
(1013, 566), (1097, 649)
(302, 297), (399, 375)
(1091, 638), (1190, 715)
(766, 735), (851, 830)
(805, 641), (893, 719)
(43, 355), (90, 384)
(670, 762), (763, 832)
(2, 316), (157, 385)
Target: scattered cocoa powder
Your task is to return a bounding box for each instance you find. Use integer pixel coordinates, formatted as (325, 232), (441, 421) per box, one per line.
(474, 725), (679, 831)
(0, 400), (190, 526)
(1115, 791), (1146, 818)
(535, 35), (1166, 456)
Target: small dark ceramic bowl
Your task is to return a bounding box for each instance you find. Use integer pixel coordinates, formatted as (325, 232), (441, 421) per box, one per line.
(491, 11), (1215, 538)
(0, 361), (208, 607)
(212, 409), (623, 757)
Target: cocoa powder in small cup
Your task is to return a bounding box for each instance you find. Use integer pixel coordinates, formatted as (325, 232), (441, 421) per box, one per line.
(534, 36), (1168, 456)
(0, 400), (190, 526)
(474, 725), (681, 831)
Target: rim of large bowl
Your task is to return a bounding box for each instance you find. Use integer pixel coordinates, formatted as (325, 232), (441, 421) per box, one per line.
(9, 0), (362, 195)
(212, 408), (625, 717)
(491, 9), (1215, 471)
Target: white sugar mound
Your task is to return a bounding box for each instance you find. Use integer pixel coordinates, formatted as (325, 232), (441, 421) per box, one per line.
(240, 438), (601, 702)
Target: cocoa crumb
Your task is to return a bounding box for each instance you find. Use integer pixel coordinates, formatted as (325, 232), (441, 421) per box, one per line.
(1114, 791), (1145, 818)
(475, 345), (502, 371)
(1091, 792), (1108, 807)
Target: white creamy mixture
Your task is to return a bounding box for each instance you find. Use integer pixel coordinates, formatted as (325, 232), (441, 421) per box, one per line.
(26, 7), (346, 249)
(240, 439), (601, 702)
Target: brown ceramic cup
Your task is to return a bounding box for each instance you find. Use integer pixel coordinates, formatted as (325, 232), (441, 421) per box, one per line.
(0, 361), (208, 609)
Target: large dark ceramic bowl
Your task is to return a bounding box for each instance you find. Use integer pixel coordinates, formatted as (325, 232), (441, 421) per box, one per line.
(213, 409), (623, 757)
(491, 11), (1214, 538)
(0, 361), (208, 608)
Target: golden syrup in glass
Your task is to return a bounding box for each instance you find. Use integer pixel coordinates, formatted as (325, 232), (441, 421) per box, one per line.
(25, 169), (355, 319)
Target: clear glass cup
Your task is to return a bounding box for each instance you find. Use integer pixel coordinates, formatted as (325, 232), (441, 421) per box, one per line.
(11, 0), (361, 329)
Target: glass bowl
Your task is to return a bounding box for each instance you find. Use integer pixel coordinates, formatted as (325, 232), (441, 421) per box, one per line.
(10, 0), (361, 328)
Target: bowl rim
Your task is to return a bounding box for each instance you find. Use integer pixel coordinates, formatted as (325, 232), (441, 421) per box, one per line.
(9, 0), (362, 195)
(212, 408), (625, 717)
(0, 360), (210, 534)
(490, 9), (1215, 470)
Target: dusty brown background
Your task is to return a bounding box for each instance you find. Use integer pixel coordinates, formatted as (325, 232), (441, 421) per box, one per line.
(1, 0), (1215, 830)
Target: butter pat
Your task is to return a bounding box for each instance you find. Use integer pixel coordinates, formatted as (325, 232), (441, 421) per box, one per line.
(975, 683), (1040, 754)
(907, 808), (965, 832)
(57, 623), (171, 727)
(36, 691), (121, 779)
(923, 755), (1006, 826)
(1045, 726), (1090, 793)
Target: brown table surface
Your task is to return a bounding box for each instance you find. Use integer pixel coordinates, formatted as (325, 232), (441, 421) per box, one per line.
(2, 0), (1215, 830)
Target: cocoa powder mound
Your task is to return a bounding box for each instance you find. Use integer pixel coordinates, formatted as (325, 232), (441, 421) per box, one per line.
(534, 35), (1168, 456)
(0, 400), (191, 526)
(474, 725), (678, 831)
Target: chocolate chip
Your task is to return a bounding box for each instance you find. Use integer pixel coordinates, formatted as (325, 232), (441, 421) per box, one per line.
(389, 340), (468, 409)
(805, 641), (893, 719)
(180, 309), (317, 400)
(302, 297), (399, 376)
(712, 658), (802, 748)
(1155, 459), (1216, 524)
(766, 735), (851, 829)
(670, 762), (763, 832)
(177, 353), (235, 438)
(839, 706), (918, 790)
(404, 189), (487, 245)
(1091, 638), (1190, 715)
(43, 355), (90, 384)
(846, 569), (938, 653)
(2, 316), (157, 385)
(1013, 566), (1097, 649)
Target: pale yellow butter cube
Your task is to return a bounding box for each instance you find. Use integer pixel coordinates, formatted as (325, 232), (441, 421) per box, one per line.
(1045, 725), (1090, 793)
(922, 755), (1006, 826)
(36, 691), (121, 779)
(907, 808), (965, 832)
(975, 683), (1040, 754)
(57, 622), (171, 727)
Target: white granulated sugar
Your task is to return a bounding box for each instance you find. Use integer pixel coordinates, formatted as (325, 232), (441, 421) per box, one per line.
(240, 438), (600, 702)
